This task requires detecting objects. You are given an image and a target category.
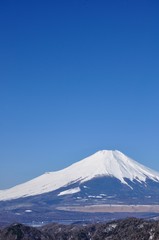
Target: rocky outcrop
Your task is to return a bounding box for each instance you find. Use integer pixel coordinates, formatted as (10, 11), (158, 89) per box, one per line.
(0, 223), (50, 240)
(1, 218), (159, 240)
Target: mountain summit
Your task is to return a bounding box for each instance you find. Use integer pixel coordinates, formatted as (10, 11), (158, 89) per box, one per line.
(0, 150), (159, 202)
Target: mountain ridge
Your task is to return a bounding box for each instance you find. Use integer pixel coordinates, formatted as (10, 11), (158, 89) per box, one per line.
(0, 150), (159, 201)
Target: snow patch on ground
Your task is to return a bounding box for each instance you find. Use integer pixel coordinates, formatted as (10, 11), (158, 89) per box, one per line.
(58, 187), (80, 196)
(25, 209), (32, 213)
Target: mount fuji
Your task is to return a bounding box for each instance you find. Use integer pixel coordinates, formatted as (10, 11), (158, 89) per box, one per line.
(1, 150), (159, 225)
(1, 150), (159, 202)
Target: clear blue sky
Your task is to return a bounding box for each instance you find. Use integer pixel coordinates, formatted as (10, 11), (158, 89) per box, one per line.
(0, 0), (159, 189)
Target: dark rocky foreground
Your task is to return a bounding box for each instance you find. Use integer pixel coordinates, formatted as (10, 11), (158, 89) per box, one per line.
(1, 218), (159, 240)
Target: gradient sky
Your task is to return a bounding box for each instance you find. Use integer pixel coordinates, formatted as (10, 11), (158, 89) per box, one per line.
(0, 0), (159, 189)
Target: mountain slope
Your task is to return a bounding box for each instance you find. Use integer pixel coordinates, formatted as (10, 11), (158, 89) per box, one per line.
(0, 150), (159, 201)
(1, 218), (159, 240)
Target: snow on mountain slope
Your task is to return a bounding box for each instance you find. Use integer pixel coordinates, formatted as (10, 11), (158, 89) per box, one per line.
(58, 187), (81, 196)
(0, 150), (159, 201)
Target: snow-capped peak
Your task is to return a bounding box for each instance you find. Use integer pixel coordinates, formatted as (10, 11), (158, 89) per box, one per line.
(67, 150), (159, 185)
(0, 150), (159, 201)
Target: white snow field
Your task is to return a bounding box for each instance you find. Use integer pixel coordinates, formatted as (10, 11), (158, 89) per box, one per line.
(0, 150), (159, 201)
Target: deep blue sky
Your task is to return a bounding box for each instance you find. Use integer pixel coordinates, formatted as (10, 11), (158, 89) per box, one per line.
(0, 0), (159, 189)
